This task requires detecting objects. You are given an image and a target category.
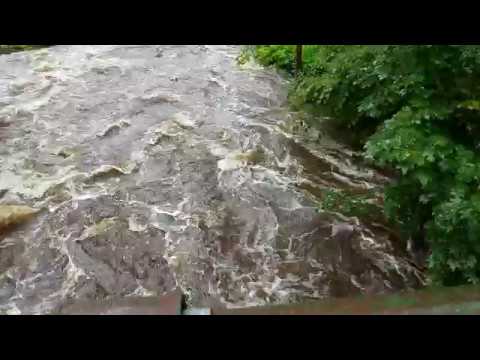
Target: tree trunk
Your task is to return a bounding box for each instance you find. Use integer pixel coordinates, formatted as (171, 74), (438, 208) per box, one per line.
(295, 45), (303, 74)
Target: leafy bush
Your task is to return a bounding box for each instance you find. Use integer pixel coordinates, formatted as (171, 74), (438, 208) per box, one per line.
(319, 189), (384, 224)
(249, 45), (480, 286)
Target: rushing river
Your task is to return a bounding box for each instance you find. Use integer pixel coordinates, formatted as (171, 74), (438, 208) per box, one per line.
(0, 45), (424, 314)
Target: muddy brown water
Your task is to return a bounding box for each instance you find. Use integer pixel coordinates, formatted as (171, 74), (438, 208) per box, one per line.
(0, 46), (424, 314)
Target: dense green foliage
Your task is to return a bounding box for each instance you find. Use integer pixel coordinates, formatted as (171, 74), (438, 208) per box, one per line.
(319, 189), (384, 224)
(247, 45), (480, 286)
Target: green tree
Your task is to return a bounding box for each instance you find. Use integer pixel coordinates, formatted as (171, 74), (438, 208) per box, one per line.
(248, 45), (480, 286)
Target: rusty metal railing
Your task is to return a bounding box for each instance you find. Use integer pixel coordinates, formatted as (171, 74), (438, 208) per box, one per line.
(58, 285), (480, 315)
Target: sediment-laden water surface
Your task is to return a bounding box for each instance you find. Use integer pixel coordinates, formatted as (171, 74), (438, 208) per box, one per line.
(0, 46), (424, 314)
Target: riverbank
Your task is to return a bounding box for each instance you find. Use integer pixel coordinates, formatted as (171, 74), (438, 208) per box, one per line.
(0, 45), (47, 55)
(246, 45), (480, 287)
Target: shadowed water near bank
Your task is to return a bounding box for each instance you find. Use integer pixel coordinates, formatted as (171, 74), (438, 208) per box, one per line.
(0, 46), (424, 314)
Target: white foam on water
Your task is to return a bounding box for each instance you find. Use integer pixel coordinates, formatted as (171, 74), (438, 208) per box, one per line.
(0, 45), (424, 313)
